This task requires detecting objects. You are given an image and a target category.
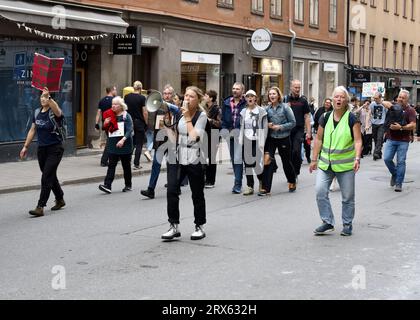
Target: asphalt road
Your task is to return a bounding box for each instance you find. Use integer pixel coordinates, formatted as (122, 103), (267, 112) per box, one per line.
(1, 144), (420, 300)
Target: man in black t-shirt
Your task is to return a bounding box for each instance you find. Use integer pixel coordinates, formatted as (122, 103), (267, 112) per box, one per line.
(95, 85), (117, 166)
(125, 81), (147, 169)
(284, 80), (312, 177)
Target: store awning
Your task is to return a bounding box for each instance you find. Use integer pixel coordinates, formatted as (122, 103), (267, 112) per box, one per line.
(0, 0), (128, 34)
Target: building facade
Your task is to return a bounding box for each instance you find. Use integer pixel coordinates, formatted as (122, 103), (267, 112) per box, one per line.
(0, 0), (346, 162)
(348, 0), (420, 103)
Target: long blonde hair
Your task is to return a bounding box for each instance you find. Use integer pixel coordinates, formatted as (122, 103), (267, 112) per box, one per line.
(185, 86), (207, 115)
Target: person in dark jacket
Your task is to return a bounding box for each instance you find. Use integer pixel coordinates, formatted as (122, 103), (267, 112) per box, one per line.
(221, 82), (247, 194)
(99, 96), (134, 194)
(204, 90), (221, 188)
(314, 98), (333, 133)
(125, 81), (147, 170)
(20, 87), (66, 217)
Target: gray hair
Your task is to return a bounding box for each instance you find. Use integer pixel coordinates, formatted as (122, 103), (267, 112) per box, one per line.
(112, 96), (128, 111)
(163, 84), (174, 94)
(233, 82), (245, 92)
(133, 81), (142, 90)
(399, 89), (410, 98)
(332, 86), (351, 109)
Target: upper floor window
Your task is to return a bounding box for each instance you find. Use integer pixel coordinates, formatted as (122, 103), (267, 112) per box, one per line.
(329, 0), (337, 31)
(270, 0), (282, 18)
(294, 0), (304, 23)
(252, 0), (264, 14)
(217, 0), (233, 9)
(310, 0), (319, 27)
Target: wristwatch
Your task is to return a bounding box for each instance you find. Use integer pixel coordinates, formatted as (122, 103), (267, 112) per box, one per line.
(355, 157), (361, 162)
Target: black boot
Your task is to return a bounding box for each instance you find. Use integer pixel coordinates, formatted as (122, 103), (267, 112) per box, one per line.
(140, 188), (155, 199)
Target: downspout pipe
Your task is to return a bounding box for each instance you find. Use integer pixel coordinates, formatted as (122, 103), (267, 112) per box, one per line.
(288, 0), (296, 89)
(346, 0), (351, 88)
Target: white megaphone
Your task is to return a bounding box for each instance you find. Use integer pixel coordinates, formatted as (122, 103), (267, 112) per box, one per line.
(146, 91), (168, 113)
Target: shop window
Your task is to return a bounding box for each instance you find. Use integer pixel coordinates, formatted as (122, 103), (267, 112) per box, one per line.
(0, 40), (73, 143)
(181, 52), (220, 96)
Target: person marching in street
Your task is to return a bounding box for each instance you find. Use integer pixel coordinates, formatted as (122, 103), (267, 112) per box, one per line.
(239, 90), (268, 196)
(370, 92), (387, 160)
(162, 86), (208, 241)
(95, 85), (117, 167)
(20, 88), (66, 217)
(284, 80), (312, 179)
(124, 81), (147, 170)
(260, 87), (297, 196)
(383, 89), (417, 192)
(310, 86), (362, 236)
(141, 84), (176, 199)
(221, 82), (247, 194)
(98, 96), (134, 194)
(360, 99), (373, 157)
(314, 98), (333, 133)
(204, 90), (221, 188)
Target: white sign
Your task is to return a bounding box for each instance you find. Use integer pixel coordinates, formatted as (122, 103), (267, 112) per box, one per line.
(181, 52), (220, 64)
(324, 63), (338, 72)
(108, 122), (125, 138)
(362, 82), (386, 97)
(251, 28), (273, 52)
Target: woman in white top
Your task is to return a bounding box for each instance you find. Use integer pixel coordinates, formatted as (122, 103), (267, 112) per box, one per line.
(162, 86), (208, 241)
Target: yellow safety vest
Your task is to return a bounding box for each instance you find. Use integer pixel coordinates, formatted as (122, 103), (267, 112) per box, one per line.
(318, 111), (355, 172)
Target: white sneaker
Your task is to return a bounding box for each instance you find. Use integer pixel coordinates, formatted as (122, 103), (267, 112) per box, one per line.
(144, 150), (152, 162)
(243, 186), (254, 196)
(191, 225), (206, 240)
(161, 224), (181, 240)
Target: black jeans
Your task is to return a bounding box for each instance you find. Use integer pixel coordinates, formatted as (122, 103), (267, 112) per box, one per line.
(372, 124), (385, 158)
(37, 144), (64, 207)
(243, 139), (263, 188)
(263, 136), (296, 192)
(104, 153), (132, 189)
(290, 128), (305, 176)
(362, 133), (373, 156)
(100, 136), (109, 165)
(133, 119), (145, 167)
(205, 136), (219, 185)
(167, 163), (206, 226)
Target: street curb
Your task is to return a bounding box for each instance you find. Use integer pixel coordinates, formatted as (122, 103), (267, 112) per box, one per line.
(0, 168), (159, 195)
(0, 159), (231, 195)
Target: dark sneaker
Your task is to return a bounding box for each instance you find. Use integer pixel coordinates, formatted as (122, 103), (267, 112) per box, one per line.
(395, 184), (402, 192)
(232, 187), (241, 194)
(390, 175), (396, 187)
(191, 225), (206, 240)
(99, 184), (112, 194)
(204, 182), (215, 189)
(140, 188), (155, 199)
(100, 162), (108, 167)
(258, 190), (271, 196)
(340, 224), (353, 236)
(288, 183), (296, 192)
(162, 223), (181, 240)
(122, 186), (132, 192)
(133, 165), (141, 170)
(29, 206), (44, 217)
(51, 199), (66, 211)
(314, 223), (334, 235)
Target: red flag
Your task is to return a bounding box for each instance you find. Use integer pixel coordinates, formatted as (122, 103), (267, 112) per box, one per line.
(31, 53), (64, 92)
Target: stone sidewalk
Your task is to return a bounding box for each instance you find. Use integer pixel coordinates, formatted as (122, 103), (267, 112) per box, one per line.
(0, 142), (231, 194)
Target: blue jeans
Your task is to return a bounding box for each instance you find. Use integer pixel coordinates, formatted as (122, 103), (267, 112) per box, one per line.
(315, 169), (355, 226)
(229, 137), (243, 190)
(145, 129), (154, 152)
(383, 140), (409, 185)
(148, 151), (165, 190)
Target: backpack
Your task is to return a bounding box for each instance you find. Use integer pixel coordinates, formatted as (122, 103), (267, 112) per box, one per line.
(34, 108), (68, 141)
(384, 103), (407, 133)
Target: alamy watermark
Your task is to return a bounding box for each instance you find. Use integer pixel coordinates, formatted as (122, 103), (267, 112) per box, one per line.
(51, 265), (66, 290)
(51, 5), (66, 30)
(351, 5), (367, 31)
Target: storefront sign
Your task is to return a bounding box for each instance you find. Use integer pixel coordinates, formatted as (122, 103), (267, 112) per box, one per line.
(181, 52), (220, 65)
(351, 71), (371, 83)
(362, 82), (386, 97)
(251, 28), (273, 52)
(324, 63), (338, 72)
(113, 26), (141, 55)
(260, 58), (283, 75)
(31, 53), (64, 92)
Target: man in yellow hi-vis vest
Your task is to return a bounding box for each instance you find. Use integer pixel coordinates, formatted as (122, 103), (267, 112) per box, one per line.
(309, 86), (363, 237)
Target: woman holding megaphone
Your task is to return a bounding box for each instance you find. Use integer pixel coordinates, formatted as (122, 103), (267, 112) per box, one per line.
(162, 86), (208, 241)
